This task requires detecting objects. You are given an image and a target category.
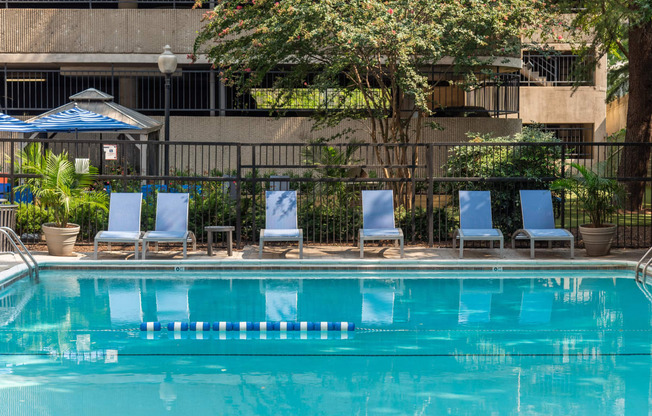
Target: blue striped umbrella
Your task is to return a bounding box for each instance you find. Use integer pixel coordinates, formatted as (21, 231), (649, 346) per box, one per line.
(30, 107), (141, 132)
(0, 112), (43, 132)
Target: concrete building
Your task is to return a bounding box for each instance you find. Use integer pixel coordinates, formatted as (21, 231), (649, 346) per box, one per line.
(0, 2), (603, 154)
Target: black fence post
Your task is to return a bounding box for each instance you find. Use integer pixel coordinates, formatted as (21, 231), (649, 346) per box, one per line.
(251, 146), (257, 244)
(426, 143), (434, 247)
(9, 138), (14, 203)
(236, 144), (242, 249)
(560, 143), (566, 229)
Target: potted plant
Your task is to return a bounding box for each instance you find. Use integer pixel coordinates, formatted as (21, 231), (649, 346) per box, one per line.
(16, 143), (108, 256)
(552, 162), (626, 256)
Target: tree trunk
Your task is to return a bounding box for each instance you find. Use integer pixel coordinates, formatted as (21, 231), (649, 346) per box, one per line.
(618, 21), (652, 209)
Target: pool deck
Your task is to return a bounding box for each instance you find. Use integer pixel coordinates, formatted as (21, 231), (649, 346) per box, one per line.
(0, 244), (648, 271)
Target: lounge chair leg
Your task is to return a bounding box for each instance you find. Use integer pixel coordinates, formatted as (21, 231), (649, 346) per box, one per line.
(360, 238), (364, 259)
(570, 238), (574, 259)
(530, 241), (535, 259)
(400, 238), (404, 259)
(548, 241), (552, 248)
(183, 241), (187, 259)
(299, 239), (303, 259)
(93, 240), (99, 260)
(499, 239), (504, 258)
(459, 239), (464, 259)
(490, 241), (494, 249)
(134, 242), (139, 260)
(142, 242), (147, 260)
(259, 240), (264, 259)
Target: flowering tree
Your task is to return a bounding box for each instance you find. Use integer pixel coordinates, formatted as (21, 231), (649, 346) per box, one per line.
(193, 0), (557, 200)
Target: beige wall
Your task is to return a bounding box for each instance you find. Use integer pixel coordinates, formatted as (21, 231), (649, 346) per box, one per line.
(158, 116), (522, 176)
(0, 9), (203, 62)
(606, 94), (628, 136)
(519, 54), (607, 143)
(165, 116), (521, 144)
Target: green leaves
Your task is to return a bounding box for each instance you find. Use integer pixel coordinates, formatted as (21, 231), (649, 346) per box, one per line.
(15, 143), (108, 228)
(193, 0), (556, 150)
(551, 162), (626, 228)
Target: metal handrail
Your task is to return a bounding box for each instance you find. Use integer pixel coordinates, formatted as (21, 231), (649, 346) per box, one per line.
(635, 246), (652, 284)
(0, 227), (38, 279)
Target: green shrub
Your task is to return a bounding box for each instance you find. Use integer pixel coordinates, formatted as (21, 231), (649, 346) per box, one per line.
(15, 203), (54, 234)
(442, 127), (562, 235)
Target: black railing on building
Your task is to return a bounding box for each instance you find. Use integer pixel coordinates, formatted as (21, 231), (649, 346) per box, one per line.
(0, 67), (520, 117)
(521, 52), (594, 86)
(0, 139), (650, 249)
(3, 0), (204, 8)
(525, 124), (594, 159)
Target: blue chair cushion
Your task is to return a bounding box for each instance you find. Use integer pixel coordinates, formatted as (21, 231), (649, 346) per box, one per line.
(525, 229), (572, 238)
(361, 228), (401, 237)
(263, 229), (301, 238)
(97, 231), (141, 240)
(459, 229), (501, 237)
(145, 231), (188, 239)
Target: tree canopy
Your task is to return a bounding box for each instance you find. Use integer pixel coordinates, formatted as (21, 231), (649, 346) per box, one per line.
(562, 0), (652, 207)
(193, 0), (557, 148)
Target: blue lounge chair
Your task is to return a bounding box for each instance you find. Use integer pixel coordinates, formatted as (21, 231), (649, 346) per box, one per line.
(141, 193), (196, 259)
(93, 193), (143, 259)
(359, 190), (404, 259)
(512, 190), (574, 258)
(259, 191), (303, 259)
(452, 190), (504, 258)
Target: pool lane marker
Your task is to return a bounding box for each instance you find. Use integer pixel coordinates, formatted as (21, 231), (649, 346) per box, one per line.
(140, 321), (356, 332)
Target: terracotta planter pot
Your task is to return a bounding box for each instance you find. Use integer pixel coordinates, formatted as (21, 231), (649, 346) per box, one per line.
(579, 224), (617, 257)
(42, 223), (80, 256)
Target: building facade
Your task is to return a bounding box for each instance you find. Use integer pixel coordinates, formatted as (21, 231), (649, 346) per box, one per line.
(0, 1), (604, 150)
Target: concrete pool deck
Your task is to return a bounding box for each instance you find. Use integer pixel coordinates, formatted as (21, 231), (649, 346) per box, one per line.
(0, 244), (649, 271)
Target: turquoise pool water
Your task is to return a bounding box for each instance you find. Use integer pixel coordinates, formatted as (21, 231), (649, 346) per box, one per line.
(0, 269), (651, 415)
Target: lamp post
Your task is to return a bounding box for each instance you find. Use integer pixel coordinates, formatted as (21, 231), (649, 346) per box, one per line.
(158, 45), (177, 177)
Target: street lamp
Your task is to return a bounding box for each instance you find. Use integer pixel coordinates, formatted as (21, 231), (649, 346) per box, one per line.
(158, 45), (177, 177)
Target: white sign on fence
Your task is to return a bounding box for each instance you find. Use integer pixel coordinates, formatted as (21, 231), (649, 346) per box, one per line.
(103, 144), (117, 160)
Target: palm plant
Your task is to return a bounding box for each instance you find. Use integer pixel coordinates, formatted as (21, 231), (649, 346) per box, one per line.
(552, 162), (626, 228)
(16, 143), (107, 228)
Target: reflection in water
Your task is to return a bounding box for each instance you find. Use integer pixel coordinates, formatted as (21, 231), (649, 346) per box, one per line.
(156, 283), (189, 322)
(159, 373), (177, 412)
(458, 279), (502, 324)
(264, 281), (298, 321)
(108, 281), (143, 326)
(361, 280), (401, 325)
(520, 292), (554, 324)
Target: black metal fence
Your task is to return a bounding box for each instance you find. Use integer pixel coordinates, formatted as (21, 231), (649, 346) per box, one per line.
(1, 67), (520, 117)
(0, 138), (650, 249)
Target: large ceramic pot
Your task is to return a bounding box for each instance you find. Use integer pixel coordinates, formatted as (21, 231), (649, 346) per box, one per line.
(42, 223), (80, 256)
(579, 224), (617, 257)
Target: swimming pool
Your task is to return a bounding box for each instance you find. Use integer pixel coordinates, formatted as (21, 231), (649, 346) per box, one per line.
(0, 268), (651, 415)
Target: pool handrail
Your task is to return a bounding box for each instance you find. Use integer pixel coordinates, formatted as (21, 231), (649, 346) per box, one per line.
(0, 226), (38, 279)
(635, 246), (652, 284)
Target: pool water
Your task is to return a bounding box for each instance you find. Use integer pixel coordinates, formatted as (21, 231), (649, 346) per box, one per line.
(0, 269), (651, 415)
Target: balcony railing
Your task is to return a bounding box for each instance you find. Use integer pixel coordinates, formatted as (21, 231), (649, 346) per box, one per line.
(1, 67), (520, 117)
(520, 52), (594, 86)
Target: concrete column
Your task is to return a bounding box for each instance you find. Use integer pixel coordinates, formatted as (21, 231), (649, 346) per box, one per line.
(119, 77), (137, 109)
(118, 1), (137, 9)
